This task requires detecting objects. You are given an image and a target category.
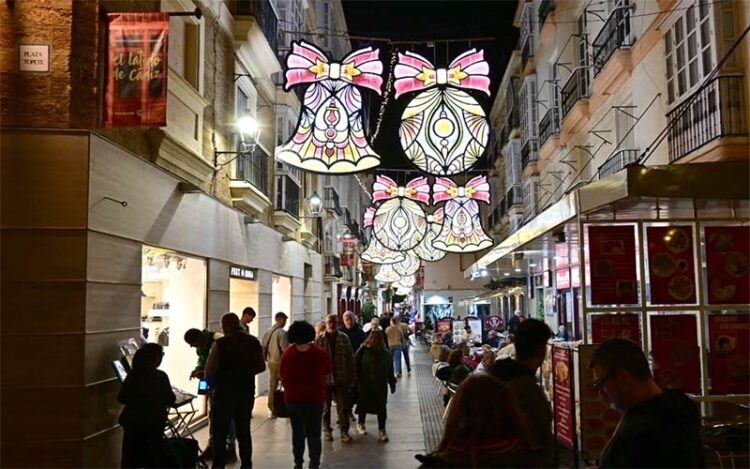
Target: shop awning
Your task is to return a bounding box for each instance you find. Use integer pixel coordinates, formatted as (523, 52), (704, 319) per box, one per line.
(466, 160), (750, 278)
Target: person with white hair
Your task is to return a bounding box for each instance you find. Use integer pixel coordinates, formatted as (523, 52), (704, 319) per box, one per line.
(339, 311), (366, 353)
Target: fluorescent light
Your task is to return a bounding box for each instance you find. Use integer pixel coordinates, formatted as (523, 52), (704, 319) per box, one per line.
(529, 263), (537, 267)
(514, 268), (522, 272)
(503, 272), (510, 277)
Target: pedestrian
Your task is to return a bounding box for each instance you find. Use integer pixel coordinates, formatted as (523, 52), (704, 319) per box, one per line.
(496, 333), (516, 360)
(262, 312), (289, 418)
(474, 350), (496, 374)
(363, 316), (380, 334)
(385, 316), (407, 377)
(280, 321), (332, 469)
(205, 313), (266, 468)
(506, 310), (524, 335)
(339, 310), (367, 353)
(415, 374), (544, 468)
(399, 317), (413, 373)
(239, 307), (256, 333)
(315, 313), (356, 443)
(489, 319), (553, 465)
(484, 330), (501, 348)
(118, 343), (176, 468)
(590, 338), (703, 468)
(354, 330), (397, 442)
(447, 349), (472, 386)
(314, 320), (326, 338)
(378, 313), (391, 332)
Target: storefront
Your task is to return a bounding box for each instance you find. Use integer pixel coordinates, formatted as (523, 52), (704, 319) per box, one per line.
(271, 274), (292, 324)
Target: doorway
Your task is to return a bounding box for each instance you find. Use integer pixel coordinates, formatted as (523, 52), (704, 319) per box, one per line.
(272, 275), (292, 326)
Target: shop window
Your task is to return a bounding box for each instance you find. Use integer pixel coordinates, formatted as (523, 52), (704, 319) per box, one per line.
(272, 275), (293, 325)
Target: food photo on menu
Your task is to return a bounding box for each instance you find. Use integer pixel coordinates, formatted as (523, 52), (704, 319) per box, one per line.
(705, 226), (750, 305)
(647, 226), (697, 305)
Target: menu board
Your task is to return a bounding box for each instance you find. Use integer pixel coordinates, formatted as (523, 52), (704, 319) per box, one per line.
(588, 225), (638, 305)
(705, 226), (750, 305)
(647, 226), (696, 304)
(436, 317), (453, 337)
(708, 314), (750, 394)
(553, 346), (575, 449)
(591, 313), (641, 344)
(650, 315), (701, 393)
(578, 345), (622, 461)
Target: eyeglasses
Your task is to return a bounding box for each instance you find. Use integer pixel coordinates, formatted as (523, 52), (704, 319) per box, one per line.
(591, 372), (615, 394)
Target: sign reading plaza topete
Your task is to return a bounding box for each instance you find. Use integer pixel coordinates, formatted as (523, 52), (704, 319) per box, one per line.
(19, 44), (49, 72)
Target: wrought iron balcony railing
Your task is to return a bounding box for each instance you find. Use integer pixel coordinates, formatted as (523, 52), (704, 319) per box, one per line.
(231, 0), (279, 56)
(539, 108), (560, 146)
(507, 185), (523, 208)
(598, 148), (639, 179)
(324, 187), (343, 216)
(236, 146), (269, 195)
(667, 75), (747, 162)
(521, 139), (539, 170)
(538, 0), (555, 30)
(274, 174), (300, 218)
(592, 4), (633, 77)
(561, 67), (591, 118)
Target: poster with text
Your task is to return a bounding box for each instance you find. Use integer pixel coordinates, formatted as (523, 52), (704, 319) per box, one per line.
(647, 226), (697, 304)
(705, 226), (750, 305)
(591, 313), (641, 344)
(106, 13), (169, 127)
(708, 314), (750, 394)
(650, 315), (701, 393)
(578, 345), (622, 461)
(553, 346), (575, 449)
(588, 225), (638, 305)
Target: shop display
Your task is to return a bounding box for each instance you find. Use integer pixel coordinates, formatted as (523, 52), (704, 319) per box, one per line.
(553, 345), (575, 449)
(578, 344), (622, 461)
(276, 41), (383, 173)
(590, 313), (641, 344)
(708, 313), (749, 395)
(371, 175), (430, 252)
(704, 226), (750, 305)
(432, 175), (493, 253)
(588, 225), (638, 305)
(649, 315), (701, 393)
(646, 226), (697, 304)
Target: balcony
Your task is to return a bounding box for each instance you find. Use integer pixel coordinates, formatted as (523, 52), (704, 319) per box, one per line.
(598, 149), (639, 179)
(538, 0), (555, 30)
(273, 174), (301, 235)
(230, 0), (279, 56)
(507, 185), (523, 211)
(230, 146), (272, 215)
(667, 75), (747, 163)
(324, 255), (342, 280)
(561, 68), (591, 119)
(521, 140), (539, 171)
(324, 187), (343, 216)
(592, 4), (633, 78)
(521, 36), (534, 72)
(539, 108), (560, 148)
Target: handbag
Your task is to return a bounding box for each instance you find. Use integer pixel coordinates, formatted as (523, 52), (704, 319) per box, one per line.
(273, 386), (289, 418)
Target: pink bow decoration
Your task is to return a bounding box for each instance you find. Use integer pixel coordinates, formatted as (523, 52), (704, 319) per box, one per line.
(372, 175), (431, 204)
(428, 208), (444, 225)
(363, 207), (376, 228)
(432, 176), (491, 204)
(393, 49), (490, 99)
(285, 41), (383, 94)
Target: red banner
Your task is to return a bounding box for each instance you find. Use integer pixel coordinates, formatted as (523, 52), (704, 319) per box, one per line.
(708, 314), (750, 394)
(553, 346), (575, 449)
(341, 238), (356, 267)
(647, 226), (697, 304)
(591, 313), (641, 344)
(105, 13), (169, 127)
(588, 225), (638, 305)
(705, 226), (750, 305)
(650, 315), (701, 393)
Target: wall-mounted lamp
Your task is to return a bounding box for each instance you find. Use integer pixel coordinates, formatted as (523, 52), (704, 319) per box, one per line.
(306, 192), (323, 218)
(215, 117), (263, 169)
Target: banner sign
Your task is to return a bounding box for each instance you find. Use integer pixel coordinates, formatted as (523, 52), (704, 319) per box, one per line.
(591, 313), (640, 344)
(341, 238), (356, 267)
(106, 13), (169, 127)
(552, 345), (575, 449)
(650, 315), (701, 393)
(647, 226), (697, 304)
(588, 225), (638, 305)
(578, 345), (622, 461)
(229, 265), (257, 281)
(705, 226), (750, 305)
(556, 268), (571, 290)
(708, 314), (749, 394)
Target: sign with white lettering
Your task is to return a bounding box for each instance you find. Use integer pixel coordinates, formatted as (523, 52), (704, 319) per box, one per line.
(19, 44), (49, 72)
(230, 265), (257, 281)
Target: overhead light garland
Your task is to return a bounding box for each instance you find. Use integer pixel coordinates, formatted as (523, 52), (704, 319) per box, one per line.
(392, 251), (421, 277)
(394, 275), (416, 289)
(413, 208), (448, 262)
(375, 263), (401, 283)
(360, 208), (406, 264)
(371, 175), (430, 252)
(432, 175), (494, 253)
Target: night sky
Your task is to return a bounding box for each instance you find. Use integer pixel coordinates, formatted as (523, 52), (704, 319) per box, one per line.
(342, 0), (519, 178)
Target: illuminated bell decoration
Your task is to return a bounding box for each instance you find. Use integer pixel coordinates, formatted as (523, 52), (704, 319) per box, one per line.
(360, 208), (406, 264)
(413, 208), (447, 262)
(394, 275), (416, 289)
(394, 49), (490, 176)
(392, 251), (421, 277)
(371, 175), (430, 252)
(276, 41), (383, 174)
(395, 286), (412, 296)
(375, 263), (401, 283)
(432, 176), (494, 253)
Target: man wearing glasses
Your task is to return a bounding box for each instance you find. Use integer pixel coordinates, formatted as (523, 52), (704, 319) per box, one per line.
(589, 338), (703, 468)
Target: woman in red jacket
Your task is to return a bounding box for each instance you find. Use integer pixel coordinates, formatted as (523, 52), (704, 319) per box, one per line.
(280, 321), (333, 469)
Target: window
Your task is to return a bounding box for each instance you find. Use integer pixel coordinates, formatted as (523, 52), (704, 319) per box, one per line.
(616, 98), (635, 150)
(520, 75), (539, 145)
(235, 86), (267, 193)
(168, 16), (201, 90)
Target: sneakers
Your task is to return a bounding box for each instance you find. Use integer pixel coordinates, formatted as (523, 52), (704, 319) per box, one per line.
(356, 424), (367, 435)
(324, 430), (334, 441)
(341, 432), (353, 443)
(396, 372), (402, 378)
(378, 431), (389, 442)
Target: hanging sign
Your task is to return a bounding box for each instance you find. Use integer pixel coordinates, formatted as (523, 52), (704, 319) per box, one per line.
(341, 237), (356, 267)
(705, 226), (750, 305)
(431, 176), (493, 253)
(105, 13), (169, 127)
(649, 315), (701, 393)
(578, 345), (622, 461)
(708, 313), (749, 394)
(646, 226), (696, 304)
(590, 313), (640, 344)
(484, 315), (504, 330)
(553, 345), (575, 449)
(588, 225), (638, 305)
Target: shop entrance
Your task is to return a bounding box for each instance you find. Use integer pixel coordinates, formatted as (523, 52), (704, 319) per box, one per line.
(272, 275), (292, 324)
(141, 246), (207, 415)
(230, 274), (260, 393)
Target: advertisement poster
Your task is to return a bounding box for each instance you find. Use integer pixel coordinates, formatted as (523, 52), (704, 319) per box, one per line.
(341, 238), (356, 267)
(650, 315), (701, 393)
(105, 13), (169, 127)
(484, 315), (504, 331)
(705, 226), (750, 305)
(436, 317), (453, 336)
(553, 346), (575, 449)
(591, 313), (641, 344)
(708, 314), (750, 394)
(578, 345), (622, 461)
(588, 225), (638, 305)
(646, 226), (697, 304)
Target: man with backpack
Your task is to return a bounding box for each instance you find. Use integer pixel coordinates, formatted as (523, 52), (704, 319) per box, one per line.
(261, 312), (289, 418)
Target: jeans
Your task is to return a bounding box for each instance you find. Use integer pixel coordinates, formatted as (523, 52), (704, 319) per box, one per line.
(287, 402), (324, 468)
(324, 385), (351, 434)
(403, 342), (411, 372)
(358, 412), (386, 432)
(390, 345), (403, 375)
(212, 395), (254, 468)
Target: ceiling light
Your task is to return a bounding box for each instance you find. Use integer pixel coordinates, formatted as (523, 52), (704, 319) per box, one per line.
(529, 263), (537, 267)
(503, 272), (510, 277)
(514, 268), (522, 272)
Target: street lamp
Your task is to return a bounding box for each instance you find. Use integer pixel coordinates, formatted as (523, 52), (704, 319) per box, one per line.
(237, 115), (261, 150)
(307, 192), (323, 217)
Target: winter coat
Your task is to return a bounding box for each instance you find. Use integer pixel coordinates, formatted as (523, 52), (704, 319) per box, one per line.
(599, 389), (704, 468)
(355, 345), (396, 415)
(339, 324), (367, 353)
(315, 331), (356, 387)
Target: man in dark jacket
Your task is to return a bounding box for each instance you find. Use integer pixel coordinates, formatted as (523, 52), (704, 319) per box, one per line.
(205, 313), (266, 468)
(489, 319), (553, 465)
(590, 338), (703, 468)
(340, 311), (366, 353)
